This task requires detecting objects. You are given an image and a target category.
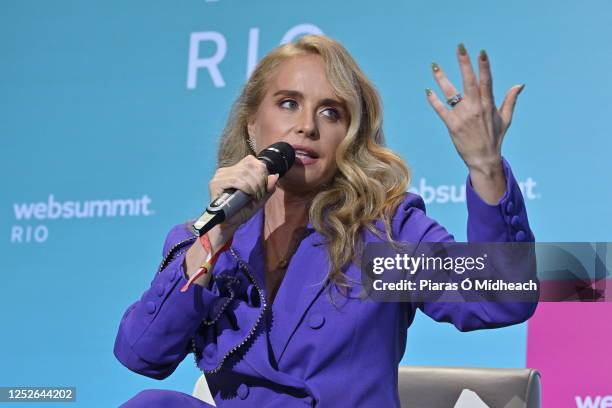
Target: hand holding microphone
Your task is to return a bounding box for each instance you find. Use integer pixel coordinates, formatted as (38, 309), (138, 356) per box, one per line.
(205, 155), (278, 238)
(196, 141), (295, 237)
(183, 142), (295, 286)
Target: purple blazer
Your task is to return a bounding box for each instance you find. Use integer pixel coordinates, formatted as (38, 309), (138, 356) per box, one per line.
(115, 158), (537, 407)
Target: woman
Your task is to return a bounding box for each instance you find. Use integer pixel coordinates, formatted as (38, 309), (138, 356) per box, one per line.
(114, 35), (535, 407)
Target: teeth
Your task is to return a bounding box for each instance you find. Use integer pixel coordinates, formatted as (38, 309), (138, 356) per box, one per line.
(296, 150), (313, 158)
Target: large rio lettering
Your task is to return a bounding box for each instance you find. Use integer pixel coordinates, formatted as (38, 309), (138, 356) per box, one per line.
(186, 23), (324, 89)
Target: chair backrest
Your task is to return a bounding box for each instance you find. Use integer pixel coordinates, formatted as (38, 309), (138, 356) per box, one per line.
(397, 366), (541, 408)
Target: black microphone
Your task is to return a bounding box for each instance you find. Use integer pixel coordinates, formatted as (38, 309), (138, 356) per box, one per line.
(192, 142), (295, 237)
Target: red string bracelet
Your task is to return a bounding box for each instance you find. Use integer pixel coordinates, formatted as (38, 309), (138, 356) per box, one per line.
(199, 232), (212, 254)
(180, 233), (233, 292)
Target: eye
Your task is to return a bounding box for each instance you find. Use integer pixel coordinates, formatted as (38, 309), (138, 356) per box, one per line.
(321, 107), (340, 121)
(279, 99), (298, 110)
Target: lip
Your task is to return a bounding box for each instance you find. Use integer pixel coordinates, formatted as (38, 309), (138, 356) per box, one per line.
(294, 155), (317, 166)
(291, 144), (319, 166)
(291, 144), (319, 158)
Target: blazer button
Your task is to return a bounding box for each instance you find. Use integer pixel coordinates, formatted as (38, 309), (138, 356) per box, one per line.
(237, 383), (249, 400)
(155, 284), (165, 297)
(510, 215), (521, 228)
(308, 313), (325, 330)
(145, 301), (156, 314)
(515, 230), (526, 242)
(506, 201), (515, 215)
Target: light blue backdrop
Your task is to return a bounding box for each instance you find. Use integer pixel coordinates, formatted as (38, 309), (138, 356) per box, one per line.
(2, 1), (611, 406)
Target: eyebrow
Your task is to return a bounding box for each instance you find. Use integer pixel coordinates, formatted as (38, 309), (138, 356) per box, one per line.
(272, 89), (346, 110)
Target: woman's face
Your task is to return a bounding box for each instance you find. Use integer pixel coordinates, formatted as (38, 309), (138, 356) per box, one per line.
(247, 54), (349, 194)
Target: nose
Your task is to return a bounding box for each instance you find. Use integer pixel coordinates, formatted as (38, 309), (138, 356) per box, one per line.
(295, 109), (318, 139)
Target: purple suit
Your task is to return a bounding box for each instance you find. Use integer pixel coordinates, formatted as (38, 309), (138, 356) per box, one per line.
(115, 158), (537, 407)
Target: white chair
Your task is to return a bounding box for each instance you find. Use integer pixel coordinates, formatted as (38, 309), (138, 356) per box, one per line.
(192, 365), (542, 407)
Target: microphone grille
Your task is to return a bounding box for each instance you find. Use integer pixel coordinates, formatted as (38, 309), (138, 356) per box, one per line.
(257, 142), (296, 177)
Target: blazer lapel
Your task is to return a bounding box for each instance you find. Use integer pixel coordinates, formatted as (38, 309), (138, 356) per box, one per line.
(269, 225), (385, 364)
(230, 208), (266, 290)
(229, 213), (324, 391)
(230, 213), (331, 386)
(268, 230), (330, 364)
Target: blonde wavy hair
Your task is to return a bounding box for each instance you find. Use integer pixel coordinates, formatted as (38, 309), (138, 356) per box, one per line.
(217, 34), (411, 292)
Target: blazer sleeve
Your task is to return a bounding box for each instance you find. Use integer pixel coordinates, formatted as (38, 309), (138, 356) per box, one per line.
(113, 224), (221, 380)
(397, 157), (538, 332)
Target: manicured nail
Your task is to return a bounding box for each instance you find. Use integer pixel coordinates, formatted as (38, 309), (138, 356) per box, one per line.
(431, 62), (440, 72)
(458, 43), (467, 56)
(517, 84), (526, 95)
(425, 88), (432, 96)
(479, 49), (487, 62)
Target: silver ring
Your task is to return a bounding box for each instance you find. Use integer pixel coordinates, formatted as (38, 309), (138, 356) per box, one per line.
(446, 93), (463, 107)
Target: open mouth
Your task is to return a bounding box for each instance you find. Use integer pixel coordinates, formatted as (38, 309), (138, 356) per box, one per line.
(293, 146), (319, 165)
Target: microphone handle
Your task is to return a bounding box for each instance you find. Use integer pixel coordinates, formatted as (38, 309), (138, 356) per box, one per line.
(192, 188), (253, 237)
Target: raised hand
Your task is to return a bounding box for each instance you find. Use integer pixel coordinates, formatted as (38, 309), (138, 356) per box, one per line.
(425, 43), (524, 204)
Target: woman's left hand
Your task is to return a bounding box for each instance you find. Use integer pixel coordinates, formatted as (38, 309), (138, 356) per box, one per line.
(426, 43), (524, 204)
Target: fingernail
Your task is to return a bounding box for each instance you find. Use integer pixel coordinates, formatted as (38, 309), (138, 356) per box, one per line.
(425, 88), (432, 96)
(479, 49), (487, 62)
(517, 84), (526, 95)
(431, 62), (440, 72)
(458, 43), (467, 56)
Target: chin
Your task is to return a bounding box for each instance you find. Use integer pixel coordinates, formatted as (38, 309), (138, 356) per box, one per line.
(287, 166), (338, 191)
(279, 169), (327, 193)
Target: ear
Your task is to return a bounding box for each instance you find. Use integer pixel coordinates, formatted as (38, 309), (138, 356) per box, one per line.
(247, 115), (256, 138)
